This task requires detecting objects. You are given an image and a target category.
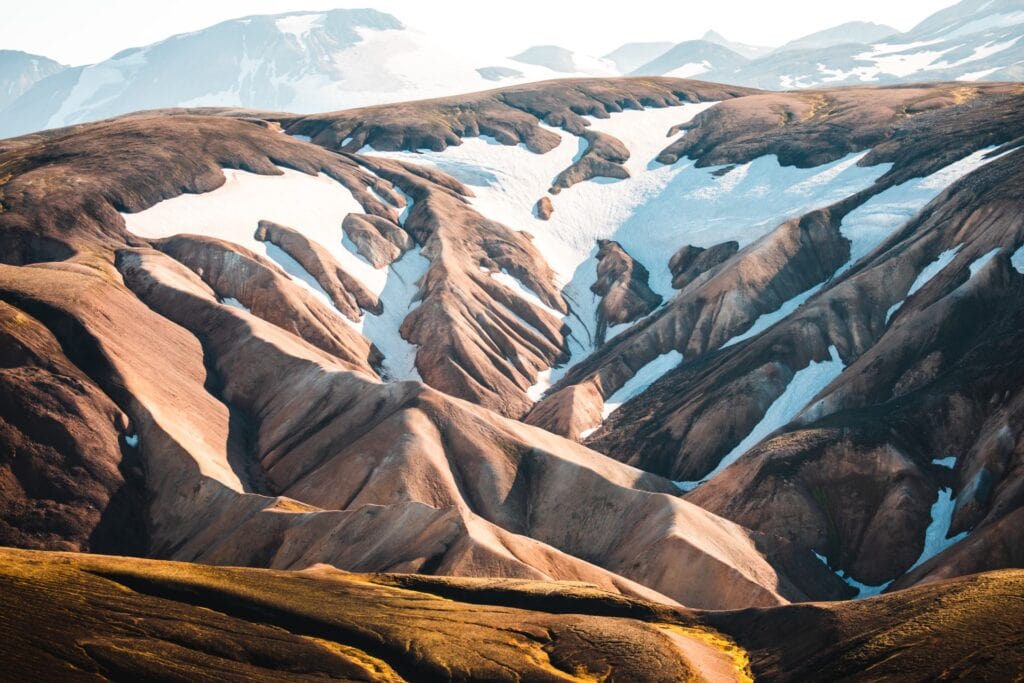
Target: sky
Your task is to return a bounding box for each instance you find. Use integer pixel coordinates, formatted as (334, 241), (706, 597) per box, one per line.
(3, 0), (958, 66)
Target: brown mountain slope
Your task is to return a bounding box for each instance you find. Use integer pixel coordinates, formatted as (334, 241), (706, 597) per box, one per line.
(3, 547), (1023, 682)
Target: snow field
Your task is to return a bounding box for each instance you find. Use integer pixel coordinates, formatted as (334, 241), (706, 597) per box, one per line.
(122, 166), (426, 380)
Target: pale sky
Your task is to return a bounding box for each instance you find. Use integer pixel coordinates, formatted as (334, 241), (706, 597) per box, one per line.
(4, 0), (958, 66)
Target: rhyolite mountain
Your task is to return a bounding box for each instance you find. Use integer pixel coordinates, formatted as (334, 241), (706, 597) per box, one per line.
(4, 69), (1024, 605)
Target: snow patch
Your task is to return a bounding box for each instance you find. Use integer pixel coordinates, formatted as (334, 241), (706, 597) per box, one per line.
(124, 433), (139, 448)
(1011, 244), (1024, 274)
(600, 350), (684, 419)
(121, 167), (385, 299)
(907, 487), (969, 572)
(677, 346), (845, 489)
(813, 551), (892, 599)
(967, 247), (1001, 278)
(933, 455), (956, 469)
(219, 297), (250, 312)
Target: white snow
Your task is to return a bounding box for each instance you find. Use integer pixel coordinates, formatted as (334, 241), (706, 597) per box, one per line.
(578, 349), (684, 436)
(121, 167), (432, 379)
(958, 67), (1002, 81)
(813, 551), (892, 599)
(942, 11), (1024, 40)
(929, 37), (1022, 71)
(676, 346), (845, 490)
(124, 433), (139, 448)
(933, 455), (956, 468)
(886, 245), (962, 323)
(967, 247), (1002, 279)
(907, 487), (969, 572)
(362, 248), (430, 381)
(122, 167), (385, 298)
(219, 297), (250, 312)
(275, 13), (325, 39)
(838, 146), (1003, 276)
(364, 105), (892, 382)
(1011, 245), (1024, 274)
(664, 61), (711, 79)
(722, 283), (824, 348)
(601, 350), (684, 419)
(489, 270), (564, 320)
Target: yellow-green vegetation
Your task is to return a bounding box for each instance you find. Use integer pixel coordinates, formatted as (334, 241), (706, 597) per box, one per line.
(0, 548), (698, 682)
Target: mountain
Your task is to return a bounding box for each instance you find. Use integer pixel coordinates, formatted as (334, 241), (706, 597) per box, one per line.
(3, 73), (1024, 610)
(773, 21), (899, 53)
(709, 0), (1024, 88)
(602, 41), (676, 73)
(631, 40), (749, 77)
(0, 9), (617, 139)
(509, 45), (617, 76)
(0, 50), (65, 110)
(701, 30), (773, 59)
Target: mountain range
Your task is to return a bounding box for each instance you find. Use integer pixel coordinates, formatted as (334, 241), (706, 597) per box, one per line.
(2, 0), (1024, 679)
(2, 0), (1024, 138)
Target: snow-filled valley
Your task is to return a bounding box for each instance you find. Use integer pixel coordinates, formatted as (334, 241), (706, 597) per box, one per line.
(363, 104), (894, 376)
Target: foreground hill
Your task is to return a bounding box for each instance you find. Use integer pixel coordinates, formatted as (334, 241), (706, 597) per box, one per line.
(2, 547), (1022, 681)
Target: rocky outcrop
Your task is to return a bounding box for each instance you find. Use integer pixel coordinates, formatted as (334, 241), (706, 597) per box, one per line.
(670, 241), (739, 289)
(550, 130), (630, 193)
(591, 239), (662, 345)
(254, 219), (381, 315)
(154, 233), (381, 373)
(534, 196), (553, 220)
(340, 213), (413, 268)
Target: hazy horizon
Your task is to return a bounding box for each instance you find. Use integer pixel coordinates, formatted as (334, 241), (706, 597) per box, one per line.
(4, 0), (957, 66)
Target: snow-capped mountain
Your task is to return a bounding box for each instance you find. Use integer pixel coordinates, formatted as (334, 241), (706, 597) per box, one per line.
(509, 45), (617, 76)
(601, 41), (676, 73)
(0, 50), (65, 110)
(630, 40), (748, 78)
(772, 21), (899, 53)
(0, 10), (618, 139)
(712, 0), (1024, 88)
(700, 30), (772, 60)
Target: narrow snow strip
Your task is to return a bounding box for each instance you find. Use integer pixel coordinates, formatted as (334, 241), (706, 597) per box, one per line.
(967, 247), (1002, 278)
(907, 487), (969, 572)
(600, 350), (684, 419)
(676, 346), (844, 490)
(1012, 244), (1024, 274)
(909, 246), (963, 298)
(722, 283), (824, 348)
(219, 297), (251, 313)
(361, 247), (431, 381)
(813, 552), (892, 599)
(490, 270), (564, 320)
(884, 246), (960, 324)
